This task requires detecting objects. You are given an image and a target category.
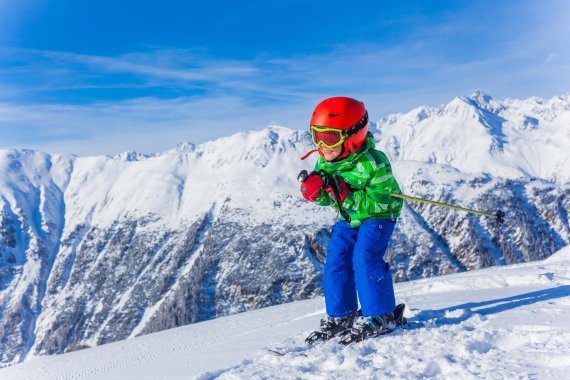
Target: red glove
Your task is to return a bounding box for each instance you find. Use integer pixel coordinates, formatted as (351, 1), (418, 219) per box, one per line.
(300, 172), (324, 202)
(325, 175), (349, 203)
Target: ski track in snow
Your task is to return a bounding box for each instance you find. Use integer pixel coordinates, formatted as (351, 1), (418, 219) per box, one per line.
(2, 246), (570, 379)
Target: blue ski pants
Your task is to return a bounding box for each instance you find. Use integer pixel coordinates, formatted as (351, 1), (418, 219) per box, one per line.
(324, 218), (397, 317)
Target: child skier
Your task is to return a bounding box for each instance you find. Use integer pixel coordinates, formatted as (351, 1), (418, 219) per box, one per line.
(300, 96), (406, 345)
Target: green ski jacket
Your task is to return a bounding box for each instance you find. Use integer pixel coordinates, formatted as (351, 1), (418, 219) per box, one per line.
(313, 133), (403, 227)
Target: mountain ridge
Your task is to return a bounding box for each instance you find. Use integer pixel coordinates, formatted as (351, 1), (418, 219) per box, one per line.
(375, 92), (570, 183)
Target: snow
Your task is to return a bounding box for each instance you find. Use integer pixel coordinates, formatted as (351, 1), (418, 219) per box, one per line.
(2, 245), (569, 379)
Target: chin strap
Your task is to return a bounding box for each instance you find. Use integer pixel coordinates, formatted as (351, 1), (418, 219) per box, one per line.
(300, 149), (318, 160)
(300, 145), (348, 161)
(300, 148), (321, 160)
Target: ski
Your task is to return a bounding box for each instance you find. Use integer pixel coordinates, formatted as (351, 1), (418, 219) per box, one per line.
(267, 348), (308, 357)
(268, 304), (430, 357)
(268, 325), (425, 357)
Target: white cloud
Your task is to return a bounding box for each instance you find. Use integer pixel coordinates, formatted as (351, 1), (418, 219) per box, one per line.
(40, 49), (260, 82)
(543, 53), (559, 66)
(0, 96), (311, 156)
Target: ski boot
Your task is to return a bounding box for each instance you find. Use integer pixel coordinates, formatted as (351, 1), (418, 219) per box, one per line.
(305, 312), (358, 345)
(339, 304), (407, 346)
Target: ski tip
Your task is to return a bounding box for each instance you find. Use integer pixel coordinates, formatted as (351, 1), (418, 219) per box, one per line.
(267, 348), (308, 358)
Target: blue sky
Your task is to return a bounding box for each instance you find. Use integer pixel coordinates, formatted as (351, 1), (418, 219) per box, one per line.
(1, 0), (569, 155)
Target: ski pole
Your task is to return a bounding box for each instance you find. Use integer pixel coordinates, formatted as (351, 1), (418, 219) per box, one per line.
(390, 193), (505, 223)
(318, 170), (351, 223)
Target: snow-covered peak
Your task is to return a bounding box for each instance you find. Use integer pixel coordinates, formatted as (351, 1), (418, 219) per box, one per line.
(470, 89), (492, 102)
(192, 125), (312, 170)
(114, 151), (151, 162)
(468, 90), (504, 113)
(375, 92), (570, 183)
(163, 141), (196, 155)
(503, 93), (570, 123)
(377, 105), (433, 130)
(441, 96), (481, 119)
(175, 141), (196, 152)
(0, 149), (74, 203)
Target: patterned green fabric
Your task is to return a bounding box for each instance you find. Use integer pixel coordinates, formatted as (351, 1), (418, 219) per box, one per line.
(313, 133), (403, 227)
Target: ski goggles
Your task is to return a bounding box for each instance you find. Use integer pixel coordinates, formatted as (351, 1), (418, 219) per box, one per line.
(310, 125), (346, 148)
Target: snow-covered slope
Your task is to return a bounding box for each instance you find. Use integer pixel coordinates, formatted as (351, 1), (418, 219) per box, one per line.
(1, 93), (569, 366)
(2, 246), (569, 379)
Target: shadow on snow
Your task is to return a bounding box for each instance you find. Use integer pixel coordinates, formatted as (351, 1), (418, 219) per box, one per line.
(410, 285), (570, 327)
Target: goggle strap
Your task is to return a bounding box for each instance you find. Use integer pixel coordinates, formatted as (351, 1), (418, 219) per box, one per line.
(344, 112), (368, 138)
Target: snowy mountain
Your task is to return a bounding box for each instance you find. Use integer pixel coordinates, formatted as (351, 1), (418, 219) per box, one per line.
(375, 91), (570, 183)
(2, 245), (569, 379)
(1, 92), (569, 366)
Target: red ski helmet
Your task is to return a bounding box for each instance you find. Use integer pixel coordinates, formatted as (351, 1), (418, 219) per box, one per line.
(305, 97), (369, 160)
